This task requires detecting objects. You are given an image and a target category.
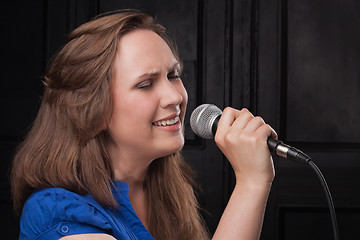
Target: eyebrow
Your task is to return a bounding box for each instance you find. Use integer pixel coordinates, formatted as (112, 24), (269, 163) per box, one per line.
(136, 62), (181, 80)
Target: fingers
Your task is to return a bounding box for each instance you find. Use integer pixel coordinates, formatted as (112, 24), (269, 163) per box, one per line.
(216, 107), (274, 139)
(215, 108), (250, 141)
(215, 107), (278, 154)
(256, 123), (278, 140)
(243, 116), (265, 133)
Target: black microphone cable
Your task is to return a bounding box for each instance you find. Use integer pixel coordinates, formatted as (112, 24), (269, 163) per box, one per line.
(190, 104), (340, 240)
(307, 160), (340, 240)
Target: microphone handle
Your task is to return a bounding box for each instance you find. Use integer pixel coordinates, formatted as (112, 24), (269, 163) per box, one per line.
(212, 115), (311, 164)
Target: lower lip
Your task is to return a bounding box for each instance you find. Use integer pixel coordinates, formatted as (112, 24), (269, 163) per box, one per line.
(153, 121), (182, 132)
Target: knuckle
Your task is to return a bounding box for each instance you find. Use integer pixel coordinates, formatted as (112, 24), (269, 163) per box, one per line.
(241, 108), (254, 118)
(247, 133), (259, 143)
(214, 133), (221, 144)
(224, 131), (237, 144)
(254, 116), (264, 122)
(222, 107), (233, 115)
(261, 123), (271, 132)
(240, 108), (250, 114)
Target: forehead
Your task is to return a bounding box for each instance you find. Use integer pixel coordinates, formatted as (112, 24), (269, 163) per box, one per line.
(114, 29), (178, 72)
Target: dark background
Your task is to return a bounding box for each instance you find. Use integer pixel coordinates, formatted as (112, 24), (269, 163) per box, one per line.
(1, 0), (360, 239)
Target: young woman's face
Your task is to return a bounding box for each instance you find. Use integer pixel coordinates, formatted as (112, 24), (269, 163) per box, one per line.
(108, 29), (188, 161)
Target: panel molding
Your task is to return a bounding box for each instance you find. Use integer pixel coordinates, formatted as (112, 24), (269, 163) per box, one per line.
(277, 204), (360, 240)
(278, 0), (360, 149)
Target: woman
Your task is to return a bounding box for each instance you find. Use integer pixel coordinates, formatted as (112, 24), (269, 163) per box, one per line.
(11, 10), (276, 240)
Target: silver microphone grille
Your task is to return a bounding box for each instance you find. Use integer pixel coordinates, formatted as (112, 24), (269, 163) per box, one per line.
(190, 104), (222, 139)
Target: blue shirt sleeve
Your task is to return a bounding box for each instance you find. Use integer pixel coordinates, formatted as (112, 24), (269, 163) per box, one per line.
(19, 188), (113, 240)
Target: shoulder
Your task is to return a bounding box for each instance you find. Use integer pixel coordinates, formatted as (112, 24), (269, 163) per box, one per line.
(20, 188), (112, 240)
(60, 233), (116, 240)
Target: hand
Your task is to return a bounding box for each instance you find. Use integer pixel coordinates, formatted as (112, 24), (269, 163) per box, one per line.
(214, 107), (277, 187)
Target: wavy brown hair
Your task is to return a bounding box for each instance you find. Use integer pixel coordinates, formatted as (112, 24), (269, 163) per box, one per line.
(11, 10), (208, 240)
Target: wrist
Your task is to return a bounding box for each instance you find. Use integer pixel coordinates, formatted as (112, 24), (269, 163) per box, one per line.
(234, 178), (273, 194)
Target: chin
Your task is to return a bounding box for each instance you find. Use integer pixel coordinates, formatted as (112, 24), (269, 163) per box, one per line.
(156, 139), (184, 158)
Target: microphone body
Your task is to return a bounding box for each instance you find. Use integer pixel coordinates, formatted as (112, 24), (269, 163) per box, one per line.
(190, 104), (311, 164)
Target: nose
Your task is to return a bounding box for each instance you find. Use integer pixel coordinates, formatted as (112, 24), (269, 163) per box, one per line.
(159, 79), (183, 109)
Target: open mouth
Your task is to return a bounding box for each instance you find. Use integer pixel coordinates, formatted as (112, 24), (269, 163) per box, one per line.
(153, 116), (180, 126)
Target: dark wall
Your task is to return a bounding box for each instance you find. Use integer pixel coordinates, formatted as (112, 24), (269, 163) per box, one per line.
(1, 0), (359, 239)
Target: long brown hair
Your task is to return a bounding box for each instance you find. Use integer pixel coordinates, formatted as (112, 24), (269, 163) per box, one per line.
(11, 10), (208, 240)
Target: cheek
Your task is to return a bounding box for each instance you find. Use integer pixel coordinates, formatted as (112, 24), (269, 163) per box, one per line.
(113, 91), (158, 125)
(108, 95), (156, 142)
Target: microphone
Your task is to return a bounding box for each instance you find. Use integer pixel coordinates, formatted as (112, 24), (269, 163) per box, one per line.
(190, 104), (311, 164)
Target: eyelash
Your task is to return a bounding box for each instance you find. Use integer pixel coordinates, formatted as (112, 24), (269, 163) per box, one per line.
(136, 81), (152, 89)
(136, 71), (181, 90)
(168, 70), (181, 81)
(168, 74), (180, 80)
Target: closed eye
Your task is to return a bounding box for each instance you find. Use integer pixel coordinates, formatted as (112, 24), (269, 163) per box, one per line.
(168, 74), (180, 80)
(168, 69), (181, 81)
(136, 80), (153, 89)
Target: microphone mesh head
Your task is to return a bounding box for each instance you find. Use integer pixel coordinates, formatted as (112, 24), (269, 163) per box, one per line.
(190, 104), (222, 139)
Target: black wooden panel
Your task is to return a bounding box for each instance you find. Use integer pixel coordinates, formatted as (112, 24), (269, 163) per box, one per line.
(46, 1), (70, 59)
(0, 142), (18, 240)
(46, 0), (97, 60)
(0, 1), (45, 239)
(277, 152), (360, 204)
(258, 0), (360, 239)
(0, 203), (20, 239)
(257, 0), (281, 128)
(232, 0), (254, 110)
(0, 0), (44, 138)
(279, 206), (360, 240)
(285, 0), (360, 144)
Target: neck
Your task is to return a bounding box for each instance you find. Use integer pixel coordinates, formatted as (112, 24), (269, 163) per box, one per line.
(113, 156), (151, 189)
(108, 144), (153, 189)
(108, 145), (151, 229)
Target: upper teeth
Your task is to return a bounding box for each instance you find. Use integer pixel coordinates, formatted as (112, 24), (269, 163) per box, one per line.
(154, 116), (180, 126)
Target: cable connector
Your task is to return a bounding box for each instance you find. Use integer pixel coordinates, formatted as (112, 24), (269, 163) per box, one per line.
(267, 138), (311, 164)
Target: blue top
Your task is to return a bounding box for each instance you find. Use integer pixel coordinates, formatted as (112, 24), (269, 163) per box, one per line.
(19, 181), (155, 240)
